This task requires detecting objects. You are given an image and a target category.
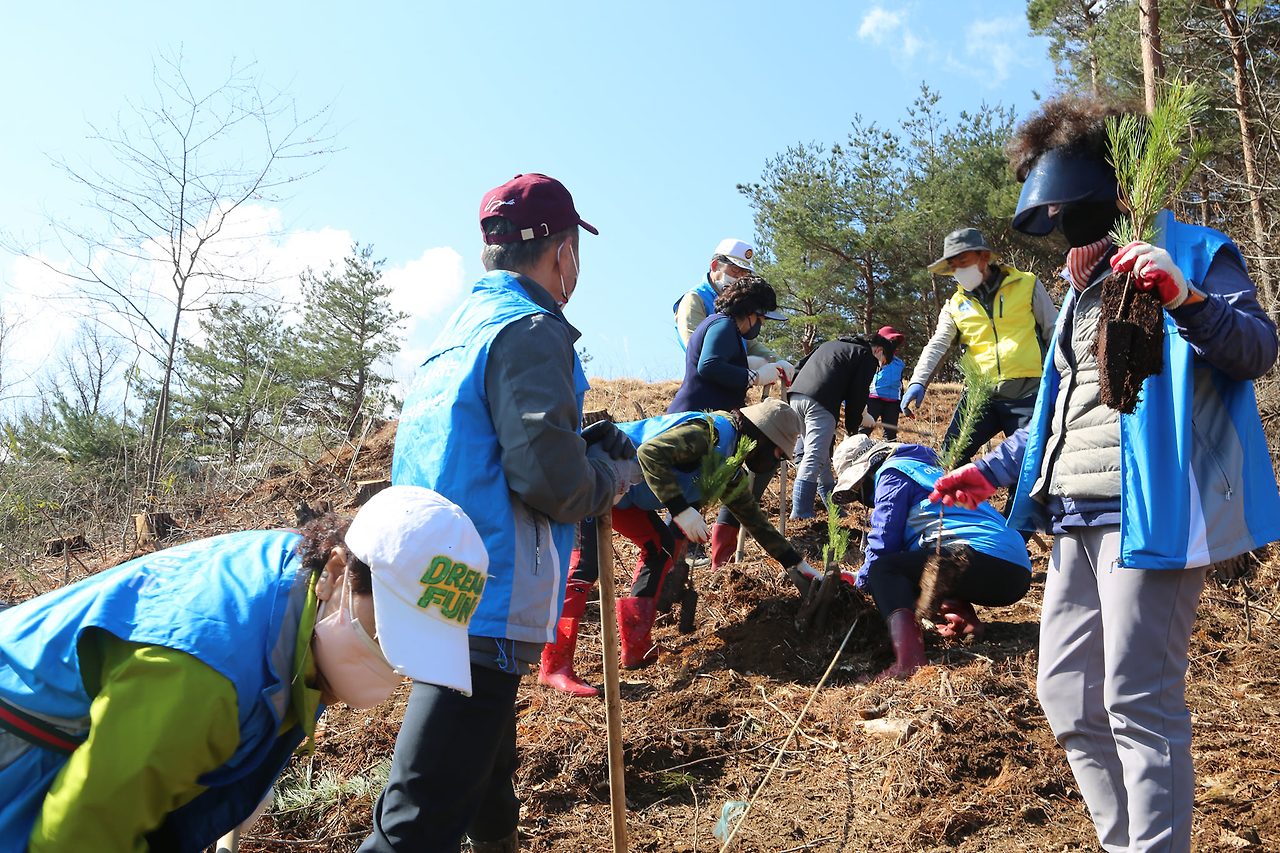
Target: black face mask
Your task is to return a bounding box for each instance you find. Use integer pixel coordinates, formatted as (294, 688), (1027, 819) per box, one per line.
(742, 317), (764, 340)
(1057, 201), (1120, 248)
(744, 442), (776, 473)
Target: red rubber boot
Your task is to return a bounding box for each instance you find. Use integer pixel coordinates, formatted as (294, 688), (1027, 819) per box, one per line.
(874, 609), (928, 681)
(936, 599), (985, 640)
(617, 596), (659, 669)
(709, 522), (738, 569)
(538, 580), (599, 697)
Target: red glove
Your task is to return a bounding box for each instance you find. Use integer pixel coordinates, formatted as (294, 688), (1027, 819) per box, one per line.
(1111, 241), (1190, 308)
(929, 464), (997, 509)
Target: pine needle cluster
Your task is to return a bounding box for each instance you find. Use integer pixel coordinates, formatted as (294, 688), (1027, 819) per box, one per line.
(939, 358), (997, 471)
(697, 432), (755, 512)
(1107, 81), (1210, 246)
(822, 497), (851, 565)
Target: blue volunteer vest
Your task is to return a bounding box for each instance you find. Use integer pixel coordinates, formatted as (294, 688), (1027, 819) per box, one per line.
(881, 457), (1032, 569)
(614, 412), (737, 511)
(1009, 211), (1280, 568)
(672, 280), (719, 352)
(392, 271), (589, 639)
(0, 531), (311, 851)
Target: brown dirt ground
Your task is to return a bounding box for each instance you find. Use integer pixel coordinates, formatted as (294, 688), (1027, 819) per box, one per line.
(5, 381), (1279, 853)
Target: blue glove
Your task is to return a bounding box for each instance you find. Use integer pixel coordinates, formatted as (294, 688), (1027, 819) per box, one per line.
(901, 383), (926, 415)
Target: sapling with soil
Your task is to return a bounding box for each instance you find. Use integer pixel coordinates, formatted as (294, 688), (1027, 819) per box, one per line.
(1095, 82), (1210, 413)
(919, 359), (997, 620)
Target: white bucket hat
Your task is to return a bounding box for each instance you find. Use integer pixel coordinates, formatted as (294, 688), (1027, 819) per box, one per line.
(345, 485), (489, 696)
(832, 434), (900, 503)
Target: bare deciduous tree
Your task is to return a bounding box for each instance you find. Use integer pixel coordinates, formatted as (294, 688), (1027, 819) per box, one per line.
(12, 51), (331, 501)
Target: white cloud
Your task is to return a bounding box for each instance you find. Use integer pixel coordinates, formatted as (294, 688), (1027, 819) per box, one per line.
(961, 17), (1027, 86)
(902, 29), (923, 59)
(0, 208), (470, 412)
(858, 7), (903, 42)
(382, 247), (467, 329)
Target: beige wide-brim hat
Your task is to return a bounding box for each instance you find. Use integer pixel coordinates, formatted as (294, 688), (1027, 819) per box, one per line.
(831, 434), (901, 503)
(740, 399), (802, 460)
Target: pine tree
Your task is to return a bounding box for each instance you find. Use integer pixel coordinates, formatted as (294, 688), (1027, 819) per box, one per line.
(291, 244), (408, 439)
(178, 300), (295, 465)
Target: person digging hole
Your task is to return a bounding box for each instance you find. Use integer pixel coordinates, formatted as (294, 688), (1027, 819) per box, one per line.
(830, 433), (1032, 681)
(539, 399), (817, 694)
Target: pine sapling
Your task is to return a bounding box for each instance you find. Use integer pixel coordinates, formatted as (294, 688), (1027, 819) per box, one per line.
(938, 358), (996, 472)
(1096, 81), (1210, 412)
(821, 497), (851, 567)
(696, 432), (755, 513)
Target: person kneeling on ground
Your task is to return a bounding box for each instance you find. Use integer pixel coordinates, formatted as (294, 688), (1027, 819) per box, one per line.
(831, 434), (1032, 681)
(539, 399), (817, 694)
(0, 486), (487, 852)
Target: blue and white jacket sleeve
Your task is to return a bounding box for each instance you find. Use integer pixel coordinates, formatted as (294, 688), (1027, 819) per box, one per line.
(1169, 250), (1278, 381)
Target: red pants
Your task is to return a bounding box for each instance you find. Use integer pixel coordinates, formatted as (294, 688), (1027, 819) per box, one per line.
(567, 508), (680, 598)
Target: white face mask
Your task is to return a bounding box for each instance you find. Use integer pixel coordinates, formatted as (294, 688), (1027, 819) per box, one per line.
(312, 572), (400, 709)
(717, 270), (742, 292)
(952, 264), (985, 292)
(556, 240), (579, 308)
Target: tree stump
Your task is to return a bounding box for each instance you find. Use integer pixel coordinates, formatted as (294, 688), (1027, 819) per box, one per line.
(134, 512), (176, 546)
(44, 534), (88, 557)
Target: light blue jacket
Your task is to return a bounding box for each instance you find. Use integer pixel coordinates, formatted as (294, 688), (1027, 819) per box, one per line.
(1008, 211), (1280, 568)
(870, 357), (905, 400)
(393, 271), (589, 642)
(0, 531), (312, 851)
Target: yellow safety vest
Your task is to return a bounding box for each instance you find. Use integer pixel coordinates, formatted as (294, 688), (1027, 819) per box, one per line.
(944, 266), (1043, 382)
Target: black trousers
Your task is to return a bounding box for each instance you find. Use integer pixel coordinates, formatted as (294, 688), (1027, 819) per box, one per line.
(861, 397), (901, 439)
(863, 546), (1031, 619)
(941, 391), (1037, 466)
(359, 665), (522, 852)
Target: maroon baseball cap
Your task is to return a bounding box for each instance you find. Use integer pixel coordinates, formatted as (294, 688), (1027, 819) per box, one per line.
(478, 173), (598, 245)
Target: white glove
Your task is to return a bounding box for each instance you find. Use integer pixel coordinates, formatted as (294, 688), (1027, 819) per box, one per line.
(775, 359), (796, 384)
(860, 408), (876, 430)
(611, 459), (643, 504)
(747, 355), (769, 371)
(790, 559), (822, 582)
(673, 507), (710, 543)
(751, 363), (782, 387)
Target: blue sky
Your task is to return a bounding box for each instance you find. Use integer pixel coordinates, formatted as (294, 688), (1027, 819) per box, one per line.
(1, 1), (1057, 398)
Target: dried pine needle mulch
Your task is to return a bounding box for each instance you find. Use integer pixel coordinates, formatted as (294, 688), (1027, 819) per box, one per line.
(6, 380), (1280, 852)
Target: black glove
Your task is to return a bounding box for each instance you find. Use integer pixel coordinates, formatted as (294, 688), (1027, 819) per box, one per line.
(581, 420), (637, 460)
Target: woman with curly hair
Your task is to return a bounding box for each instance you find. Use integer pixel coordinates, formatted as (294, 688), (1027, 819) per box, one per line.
(0, 486), (487, 853)
(667, 274), (789, 566)
(932, 94), (1280, 852)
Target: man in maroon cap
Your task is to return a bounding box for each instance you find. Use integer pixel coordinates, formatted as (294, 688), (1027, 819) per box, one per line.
(365, 174), (640, 853)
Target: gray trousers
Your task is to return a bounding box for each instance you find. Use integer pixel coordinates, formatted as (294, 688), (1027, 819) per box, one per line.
(1037, 526), (1206, 853)
(789, 394), (836, 490)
